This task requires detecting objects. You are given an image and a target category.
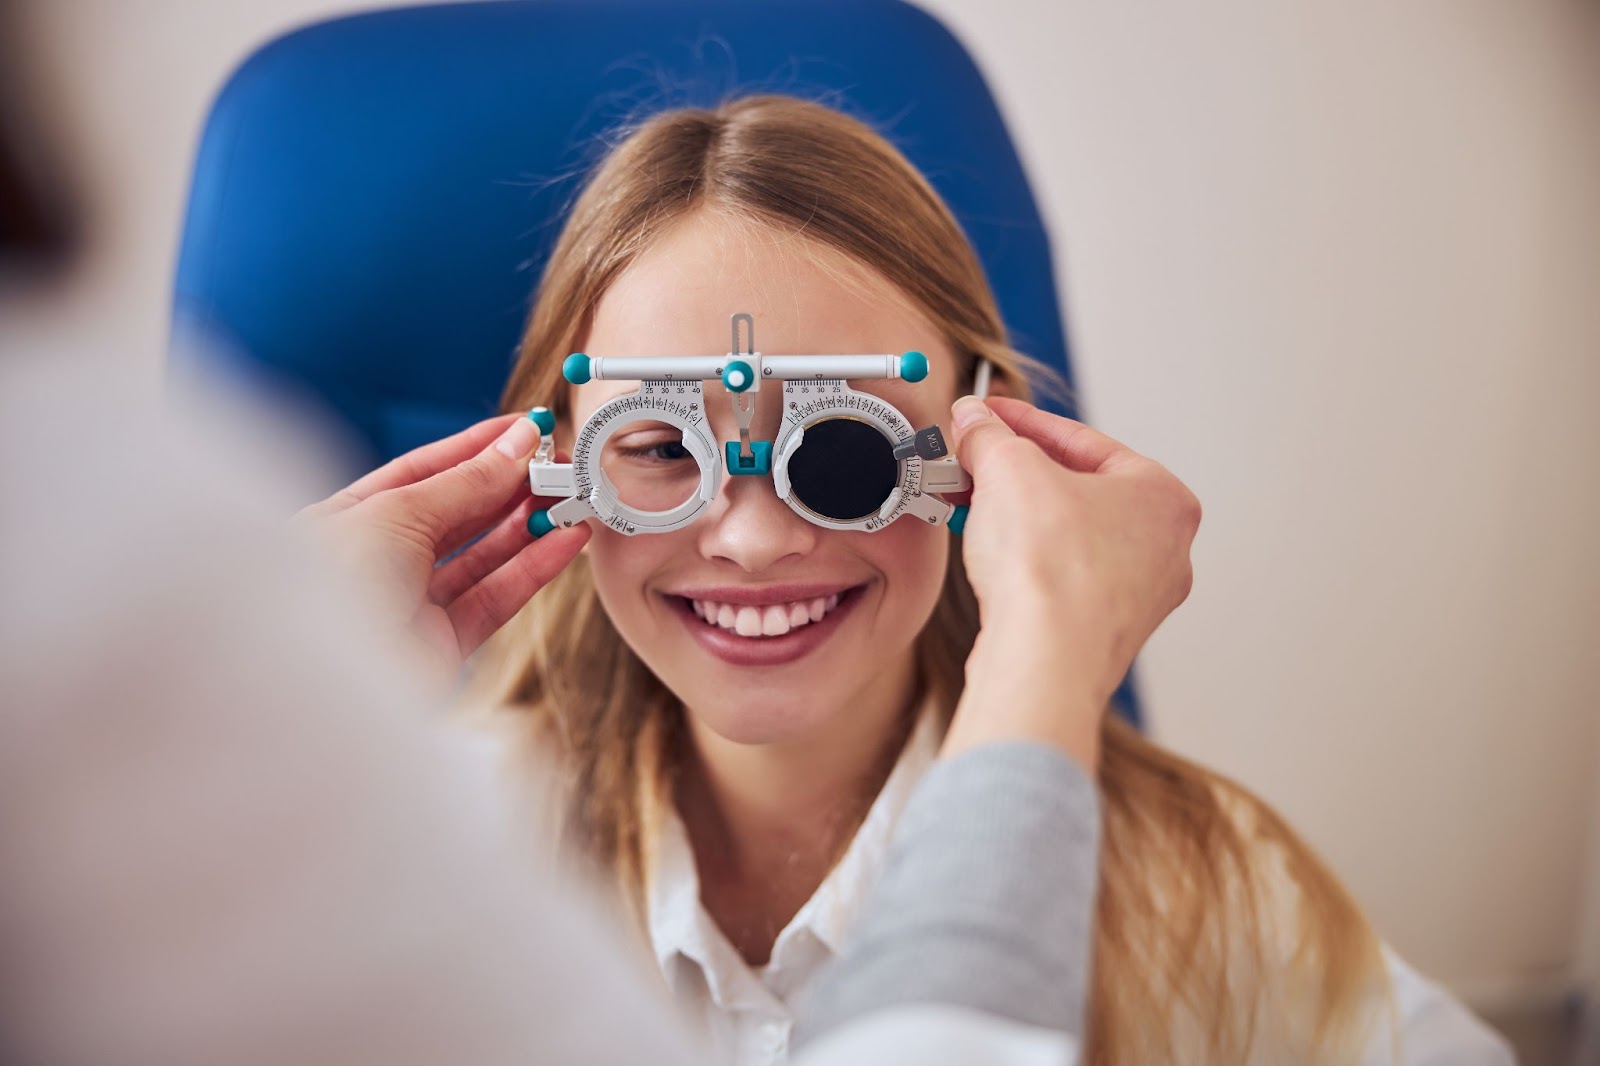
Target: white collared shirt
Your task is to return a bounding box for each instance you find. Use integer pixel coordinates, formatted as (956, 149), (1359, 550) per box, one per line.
(645, 708), (944, 1066)
(639, 703), (1510, 1066)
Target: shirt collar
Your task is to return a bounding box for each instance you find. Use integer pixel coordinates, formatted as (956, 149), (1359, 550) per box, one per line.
(644, 696), (944, 1002)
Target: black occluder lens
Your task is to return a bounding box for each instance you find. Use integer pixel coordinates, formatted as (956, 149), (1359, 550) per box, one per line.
(789, 418), (899, 521)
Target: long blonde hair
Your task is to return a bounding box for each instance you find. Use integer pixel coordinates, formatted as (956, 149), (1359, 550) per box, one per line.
(470, 95), (1388, 1064)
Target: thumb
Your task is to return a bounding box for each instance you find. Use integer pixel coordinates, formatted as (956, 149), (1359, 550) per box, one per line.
(397, 411), (543, 541)
(950, 396), (1022, 481)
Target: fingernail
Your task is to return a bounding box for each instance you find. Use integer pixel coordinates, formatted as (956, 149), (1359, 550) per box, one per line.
(494, 413), (541, 458)
(953, 396), (992, 430)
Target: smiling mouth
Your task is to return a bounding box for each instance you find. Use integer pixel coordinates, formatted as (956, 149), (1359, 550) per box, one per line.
(665, 585), (867, 639)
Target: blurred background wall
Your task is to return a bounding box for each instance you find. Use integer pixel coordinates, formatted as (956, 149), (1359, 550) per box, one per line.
(3, 0), (1597, 1033)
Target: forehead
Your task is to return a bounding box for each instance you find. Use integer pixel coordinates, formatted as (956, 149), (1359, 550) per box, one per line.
(579, 213), (956, 411)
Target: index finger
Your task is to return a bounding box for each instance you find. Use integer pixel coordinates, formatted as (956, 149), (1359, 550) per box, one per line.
(313, 413), (523, 516)
(982, 396), (1140, 474)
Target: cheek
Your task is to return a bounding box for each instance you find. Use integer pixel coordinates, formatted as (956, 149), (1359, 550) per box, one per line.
(864, 520), (949, 624)
(584, 529), (671, 624)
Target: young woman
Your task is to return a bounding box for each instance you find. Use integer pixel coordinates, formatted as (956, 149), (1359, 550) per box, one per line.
(462, 96), (1510, 1066)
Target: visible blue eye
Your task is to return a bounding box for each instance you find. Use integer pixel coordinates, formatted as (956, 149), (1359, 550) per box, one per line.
(650, 441), (691, 462)
(616, 439), (692, 463)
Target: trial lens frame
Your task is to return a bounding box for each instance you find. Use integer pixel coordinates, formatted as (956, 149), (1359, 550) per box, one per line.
(527, 313), (976, 537)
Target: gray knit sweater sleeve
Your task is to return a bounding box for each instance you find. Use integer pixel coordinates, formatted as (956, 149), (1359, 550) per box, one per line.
(795, 741), (1102, 1047)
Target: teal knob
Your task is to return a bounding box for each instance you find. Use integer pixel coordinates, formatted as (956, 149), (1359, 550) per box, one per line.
(899, 350), (928, 383)
(563, 353), (592, 384)
(528, 509), (556, 539)
(723, 359), (755, 392)
(528, 407), (556, 435)
(947, 504), (969, 535)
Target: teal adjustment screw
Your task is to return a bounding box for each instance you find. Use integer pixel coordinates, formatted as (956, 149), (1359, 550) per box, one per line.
(899, 350), (928, 382)
(528, 509), (556, 539)
(528, 407), (556, 434)
(723, 359), (755, 392)
(947, 504), (969, 535)
(562, 353), (592, 384)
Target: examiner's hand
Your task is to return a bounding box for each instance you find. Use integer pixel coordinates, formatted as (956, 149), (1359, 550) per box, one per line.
(942, 395), (1201, 769)
(296, 412), (590, 680)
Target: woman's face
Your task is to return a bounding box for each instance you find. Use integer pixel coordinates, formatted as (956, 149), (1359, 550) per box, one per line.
(568, 213), (961, 749)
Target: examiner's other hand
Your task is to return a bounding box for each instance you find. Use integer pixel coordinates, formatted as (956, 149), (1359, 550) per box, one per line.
(297, 412), (590, 679)
(943, 395), (1201, 768)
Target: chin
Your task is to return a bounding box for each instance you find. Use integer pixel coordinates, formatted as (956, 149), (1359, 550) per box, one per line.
(684, 690), (836, 747)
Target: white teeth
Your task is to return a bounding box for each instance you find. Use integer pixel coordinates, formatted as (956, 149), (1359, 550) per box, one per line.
(689, 590), (852, 638)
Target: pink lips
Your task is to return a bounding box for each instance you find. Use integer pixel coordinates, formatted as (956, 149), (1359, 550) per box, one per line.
(666, 585), (865, 667)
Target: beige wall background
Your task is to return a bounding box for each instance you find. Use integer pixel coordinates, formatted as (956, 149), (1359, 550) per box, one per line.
(5, 0), (1598, 1011)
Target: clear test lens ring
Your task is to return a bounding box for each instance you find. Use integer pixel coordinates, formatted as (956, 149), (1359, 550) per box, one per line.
(573, 384), (721, 534)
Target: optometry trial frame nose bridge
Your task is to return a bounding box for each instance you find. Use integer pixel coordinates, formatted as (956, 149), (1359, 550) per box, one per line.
(527, 313), (974, 537)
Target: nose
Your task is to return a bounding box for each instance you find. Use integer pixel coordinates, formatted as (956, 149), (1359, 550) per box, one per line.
(697, 464), (820, 572)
